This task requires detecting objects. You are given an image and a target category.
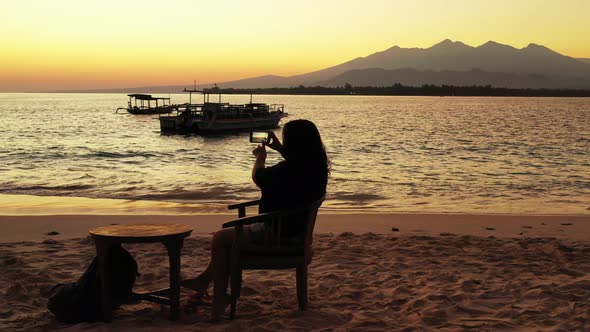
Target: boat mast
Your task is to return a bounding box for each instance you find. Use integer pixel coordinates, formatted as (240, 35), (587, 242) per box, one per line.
(190, 80), (196, 104)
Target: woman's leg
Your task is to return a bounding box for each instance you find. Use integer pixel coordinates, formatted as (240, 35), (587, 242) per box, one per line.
(186, 227), (249, 320)
(183, 264), (211, 293)
(210, 228), (237, 320)
(184, 228), (235, 293)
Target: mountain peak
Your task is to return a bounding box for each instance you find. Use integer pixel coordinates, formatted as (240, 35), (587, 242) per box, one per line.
(481, 40), (501, 47)
(524, 43), (549, 51)
(382, 45), (401, 53)
(429, 39), (471, 51)
(522, 43), (558, 56)
(477, 41), (516, 50)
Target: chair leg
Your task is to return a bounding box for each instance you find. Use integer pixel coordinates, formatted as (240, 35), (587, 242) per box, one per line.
(236, 269), (243, 298)
(230, 268), (242, 319)
(296, 264), (308, 310)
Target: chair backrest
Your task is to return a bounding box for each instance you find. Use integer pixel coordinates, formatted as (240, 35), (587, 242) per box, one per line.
(261, 195), (325, 249)
(302, 196), (325, 249)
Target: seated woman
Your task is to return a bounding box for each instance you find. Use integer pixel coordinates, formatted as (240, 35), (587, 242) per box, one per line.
(184, 119), (329, 321)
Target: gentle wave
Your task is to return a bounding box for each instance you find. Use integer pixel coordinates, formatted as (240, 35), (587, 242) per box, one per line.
(88, 151), (161, 159)
(134, 187), (257, 202)
(3, 184), (95, 192)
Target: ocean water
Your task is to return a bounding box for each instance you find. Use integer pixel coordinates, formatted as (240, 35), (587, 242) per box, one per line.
(0, 93), (588, 215)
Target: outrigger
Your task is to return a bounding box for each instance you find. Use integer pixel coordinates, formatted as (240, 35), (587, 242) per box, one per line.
(116, 94), (176, 114)
(158, 88), (287, 134)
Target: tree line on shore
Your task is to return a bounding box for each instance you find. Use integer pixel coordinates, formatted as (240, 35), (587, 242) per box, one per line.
(213, 83), (590, 97)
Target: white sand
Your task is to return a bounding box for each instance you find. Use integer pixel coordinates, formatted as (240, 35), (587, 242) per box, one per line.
(0, 213), (589, 331)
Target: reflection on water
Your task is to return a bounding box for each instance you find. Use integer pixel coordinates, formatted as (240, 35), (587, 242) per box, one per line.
(0, 93), (588, 215)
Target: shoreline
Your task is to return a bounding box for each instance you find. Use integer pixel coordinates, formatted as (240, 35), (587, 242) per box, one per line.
(1, 213), (588, 243)
(1, 193), (589, 217)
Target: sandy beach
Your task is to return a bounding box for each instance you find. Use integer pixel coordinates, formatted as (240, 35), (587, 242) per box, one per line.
(0, 213), (588, 331)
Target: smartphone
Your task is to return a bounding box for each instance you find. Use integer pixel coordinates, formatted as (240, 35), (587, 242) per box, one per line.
(250, 131), (269, 143)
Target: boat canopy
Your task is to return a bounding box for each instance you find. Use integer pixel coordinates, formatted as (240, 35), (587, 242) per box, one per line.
(128, 94), (170, 101)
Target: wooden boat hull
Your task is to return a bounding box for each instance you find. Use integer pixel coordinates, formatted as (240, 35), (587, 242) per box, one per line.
(159, 113), (288, 134)
(127, 106), (174, 115)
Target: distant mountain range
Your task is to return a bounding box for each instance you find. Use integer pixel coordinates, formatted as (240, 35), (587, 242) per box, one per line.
(56, 40), (590, 92)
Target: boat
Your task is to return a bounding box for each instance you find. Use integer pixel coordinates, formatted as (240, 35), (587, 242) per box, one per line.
(158, 88), (287, 134)
(116, 94), (176, 114)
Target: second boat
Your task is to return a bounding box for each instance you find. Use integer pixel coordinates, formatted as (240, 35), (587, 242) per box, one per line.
(158, 88), (287, 134)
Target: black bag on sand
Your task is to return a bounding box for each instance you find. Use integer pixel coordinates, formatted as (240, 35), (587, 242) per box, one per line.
(47, 245), (139, 323)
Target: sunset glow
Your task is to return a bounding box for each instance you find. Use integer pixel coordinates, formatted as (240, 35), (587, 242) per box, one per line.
(1, 0), (589, 91)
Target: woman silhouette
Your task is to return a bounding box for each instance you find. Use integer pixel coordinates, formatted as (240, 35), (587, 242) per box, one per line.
(184, 119), (329, 321)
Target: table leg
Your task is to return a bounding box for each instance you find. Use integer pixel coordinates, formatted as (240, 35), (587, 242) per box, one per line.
(165, 239), (183, 320)
(94, 240), (113, 322)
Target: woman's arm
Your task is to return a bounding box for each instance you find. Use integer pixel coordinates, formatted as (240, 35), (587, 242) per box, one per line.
(252, 144), (266, 185)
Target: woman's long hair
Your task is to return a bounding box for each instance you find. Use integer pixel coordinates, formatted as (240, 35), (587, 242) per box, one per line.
(282, 119), (330, 177)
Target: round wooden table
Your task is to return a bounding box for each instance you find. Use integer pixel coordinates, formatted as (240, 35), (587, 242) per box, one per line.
(89, 224), (192, 321)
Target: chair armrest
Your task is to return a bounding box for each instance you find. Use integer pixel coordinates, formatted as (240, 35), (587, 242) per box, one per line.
(222, 204), (316, 229)
(222, 210), (280, 228)
(228, 199), (261, 218)
(227, 200), (261, 210)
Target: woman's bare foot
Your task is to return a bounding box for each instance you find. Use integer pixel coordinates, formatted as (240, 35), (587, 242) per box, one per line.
(182, 290), (212, 315)
(181, 272), (211, 293)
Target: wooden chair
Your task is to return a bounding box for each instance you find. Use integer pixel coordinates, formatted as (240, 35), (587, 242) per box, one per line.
(222, 196), (325, 319)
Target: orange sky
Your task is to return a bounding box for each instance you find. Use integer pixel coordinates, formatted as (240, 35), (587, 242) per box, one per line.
(1, 0), (589, 91)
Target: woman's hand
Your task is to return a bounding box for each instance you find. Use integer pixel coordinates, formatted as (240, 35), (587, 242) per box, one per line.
(252, 144), (267, 160)
(265, 131), (283, 154)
